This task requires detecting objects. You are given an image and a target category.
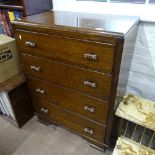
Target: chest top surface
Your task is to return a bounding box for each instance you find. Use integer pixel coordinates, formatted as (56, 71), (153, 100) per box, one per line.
(13, 11), (139, 37)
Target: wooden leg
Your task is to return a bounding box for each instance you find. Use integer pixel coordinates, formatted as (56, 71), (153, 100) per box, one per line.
(89, 143), (106, 152)
(110, 116), (124, 147)
(37, 115), (50, 126)
(117, 118), (124, 137)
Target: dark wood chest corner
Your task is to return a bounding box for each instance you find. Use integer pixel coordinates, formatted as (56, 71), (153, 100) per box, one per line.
(12, 11), (139, 150)
(0, 73), (34, 128)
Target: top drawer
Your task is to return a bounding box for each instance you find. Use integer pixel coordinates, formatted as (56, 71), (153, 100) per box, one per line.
(15, 30), (114, 74)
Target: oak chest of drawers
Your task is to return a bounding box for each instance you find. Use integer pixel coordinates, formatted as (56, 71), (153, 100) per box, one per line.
(12, 11), (139, 150)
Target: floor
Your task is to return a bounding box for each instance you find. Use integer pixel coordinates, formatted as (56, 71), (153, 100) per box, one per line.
(0, 116), (112, 155)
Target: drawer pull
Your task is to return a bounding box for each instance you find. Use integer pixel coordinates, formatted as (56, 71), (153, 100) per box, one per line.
(84, 106), (95, 113)
(25, 41), (36, 47)
(30, 66), (40, 72)
(84, 53), (97, 60)
(41, 108), (48, 113)
(84, 80), (96, 88)
(36, 88), (45, 94)
(84, 128), (94, 135)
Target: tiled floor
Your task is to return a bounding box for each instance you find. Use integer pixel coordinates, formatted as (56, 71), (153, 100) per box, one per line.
(0, 116), (112, 155)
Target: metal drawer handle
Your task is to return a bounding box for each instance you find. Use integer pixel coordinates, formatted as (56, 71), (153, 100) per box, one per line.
(84, 128), (94, 135)
(30, 66), (40, 72)
(36, 88), (45, 94)
(41, 108), (48, 113)
(84, 80), (96, 88)
(84, 53), (97, 60)
(84, 106), (95, 113)
(25, 41), (36, 47)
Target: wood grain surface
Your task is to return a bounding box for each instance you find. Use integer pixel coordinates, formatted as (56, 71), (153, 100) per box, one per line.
(21, 54), (112, 100)
(16, 30), (114, 73)
(27, 76), (108, 125)
(32, 97), (106, 143)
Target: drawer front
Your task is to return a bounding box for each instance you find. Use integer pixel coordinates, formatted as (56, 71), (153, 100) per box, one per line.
(32, 98), (106, 142)
(27, 76), (108, 124)
(21, 54), (112, 99)
(16, 31), (114, 74)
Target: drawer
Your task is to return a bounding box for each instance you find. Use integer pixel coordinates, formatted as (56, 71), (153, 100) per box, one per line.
(22, 54), (112, 99)
(27, 76), (108, 124)
(16, 30), (114, 74)
(32, 98), (106, 142)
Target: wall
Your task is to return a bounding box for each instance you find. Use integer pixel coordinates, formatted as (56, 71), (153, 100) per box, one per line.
(52, 0), (155, 101)
(118, 22), (155, 101)
(52, 0), (155, 21)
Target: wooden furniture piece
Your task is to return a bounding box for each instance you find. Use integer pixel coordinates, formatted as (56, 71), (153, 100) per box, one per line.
(115, 94), (155, 151)
(12, 11), (139, 150)
(0, 0), (52, 16)
(113, 136), (155, 155)
(0, 73), (34, 127)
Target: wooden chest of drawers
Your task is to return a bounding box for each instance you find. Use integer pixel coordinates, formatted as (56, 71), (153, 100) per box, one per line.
(12, 11), (139, 150)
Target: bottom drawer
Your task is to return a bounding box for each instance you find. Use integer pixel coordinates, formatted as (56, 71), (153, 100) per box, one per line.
(32, 98), (106, 143)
